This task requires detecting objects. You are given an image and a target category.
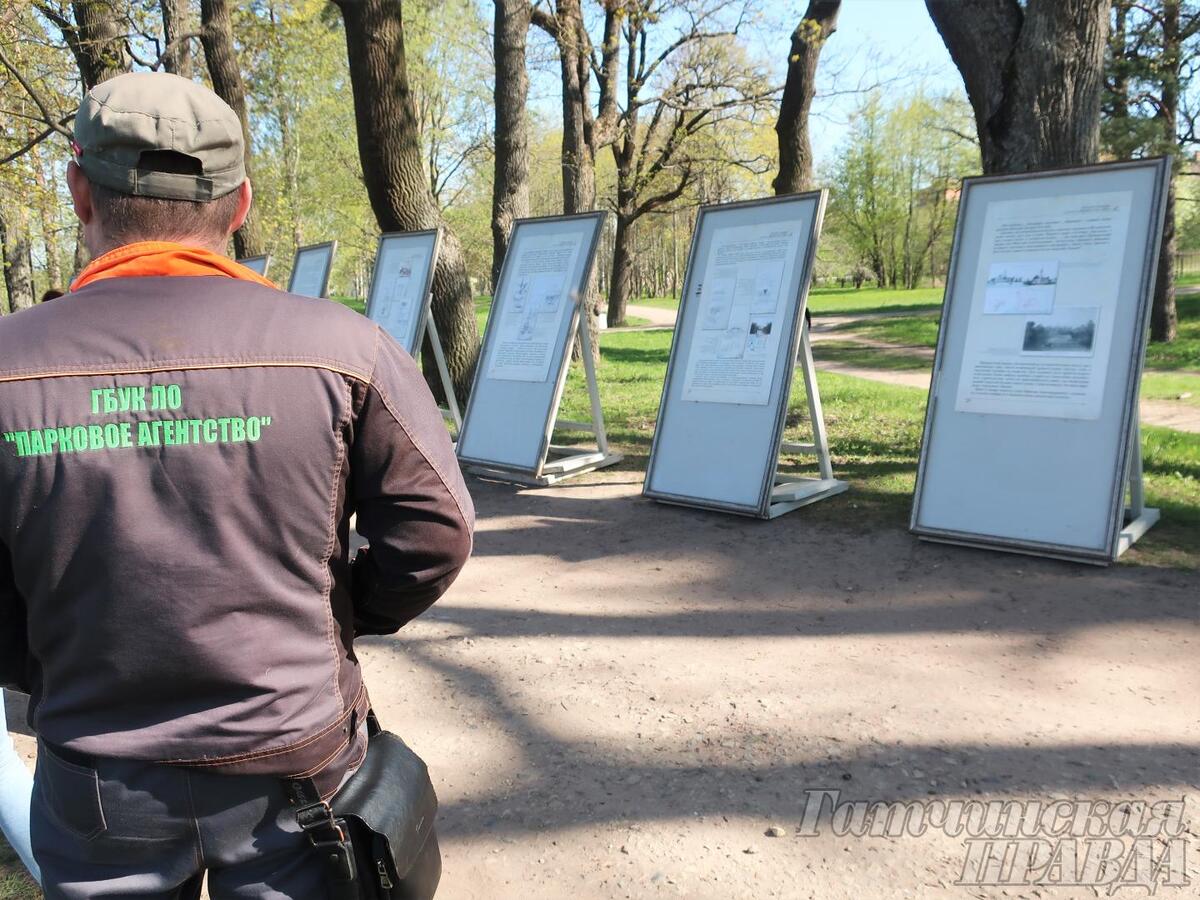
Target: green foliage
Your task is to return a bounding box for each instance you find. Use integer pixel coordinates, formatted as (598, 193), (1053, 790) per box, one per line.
(824, 91), (979, 289)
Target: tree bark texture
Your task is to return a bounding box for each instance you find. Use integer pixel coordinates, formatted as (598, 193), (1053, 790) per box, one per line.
(160, 0), (195, 78)
(67, 1), (130, 88)
(334, 0), (481, 401)
(533, 0), (606, 359)
(1, 209), (35, 313)
(491, 0), (531, 290)
(1150, 0), (1180, 342)
(199, 0), (264, 258)
(925, 0), (1109, 174)
(774, 0), (840, 195)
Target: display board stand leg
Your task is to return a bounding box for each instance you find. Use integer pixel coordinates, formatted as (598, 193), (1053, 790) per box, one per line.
(537, 310), (623, 484)
(424, 310), (462, 434)
(467, 306), (623, 487)
(771, 320), (848, 518)
(1116, 424), (1158, 558)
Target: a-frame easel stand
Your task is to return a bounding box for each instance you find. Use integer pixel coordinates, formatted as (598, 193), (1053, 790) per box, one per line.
(468, 305), (623, 486)
(1116, 423), (1158, 558)
(771, 319), (848, 518)
(421, 309), (462, 434)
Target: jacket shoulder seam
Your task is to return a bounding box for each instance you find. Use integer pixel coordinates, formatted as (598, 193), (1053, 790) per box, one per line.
(368, 378), (473, 533)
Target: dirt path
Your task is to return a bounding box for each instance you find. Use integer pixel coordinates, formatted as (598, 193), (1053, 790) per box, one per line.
(369, 476), (1200, 899)
(6, 476), (1199, 899)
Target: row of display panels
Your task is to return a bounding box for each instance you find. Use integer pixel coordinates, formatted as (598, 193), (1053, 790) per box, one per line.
(245, 157), (1170, 565)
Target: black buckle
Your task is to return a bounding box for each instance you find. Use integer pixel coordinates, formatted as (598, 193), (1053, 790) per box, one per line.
(297, 800), (357, 883)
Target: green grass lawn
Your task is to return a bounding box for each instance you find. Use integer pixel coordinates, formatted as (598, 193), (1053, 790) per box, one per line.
(0, 838), (38, 898)
(628, 286), (945, 317)
(1143, 294), (1200, 371)
(812, 340), (932, 372)
(548, 328), (1199, 568)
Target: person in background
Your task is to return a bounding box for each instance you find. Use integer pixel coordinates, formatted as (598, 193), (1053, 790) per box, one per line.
(0, 689), (39, 882)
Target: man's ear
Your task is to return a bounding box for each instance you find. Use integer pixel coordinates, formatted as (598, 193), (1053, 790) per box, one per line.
(228, 180), (252, 235)
(66, 161), (94, 226)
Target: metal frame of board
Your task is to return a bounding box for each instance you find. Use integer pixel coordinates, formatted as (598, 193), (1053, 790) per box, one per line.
(237, 254), (271, 278)
(456, 211), (622, 486)
(287, 240), (337, 298)
(643, 192), (847, 519)
(910, 157), (1170, 564)
(364, 229), (461, 431)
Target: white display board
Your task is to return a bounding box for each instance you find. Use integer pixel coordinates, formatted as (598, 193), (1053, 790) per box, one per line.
(456, 212), (610, 479)
(911, 158), (1170, 563)
(365, 230), (440, 355)
(643, 192), (835, 518)
(287, 241), (336, 298)
(238, 254), (271, 277)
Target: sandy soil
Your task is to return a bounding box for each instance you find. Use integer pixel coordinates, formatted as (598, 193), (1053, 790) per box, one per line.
(368, 476), (1198, 899)
(7, 474), (1198, 899)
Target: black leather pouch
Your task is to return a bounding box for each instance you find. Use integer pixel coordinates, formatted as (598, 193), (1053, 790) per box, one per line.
(293, 716), (441, 900)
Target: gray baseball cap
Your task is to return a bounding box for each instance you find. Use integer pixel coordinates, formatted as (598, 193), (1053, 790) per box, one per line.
(72, 72), (245, 202)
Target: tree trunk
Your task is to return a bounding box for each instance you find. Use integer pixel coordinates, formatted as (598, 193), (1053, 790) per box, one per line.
(1150, 0), (1180, 343)
(334, 0), (480, 401)
(160, 0), (194, 78)
(1152, 176), (1178, 342)
(31, 144), (63, 290)
(1, 209), (35, 313)
(67, 1), (130, 88)
(199, 0), (264, 258)
(774, 0), (840, 195)
(925, 0), (1109, 174)
(491, 0), (531, 289)
(609, 214), (634, 327)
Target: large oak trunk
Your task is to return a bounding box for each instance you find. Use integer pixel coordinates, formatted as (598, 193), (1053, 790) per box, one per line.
(159, 0), (194, 78)
(926, 0), (1109, 175)
(1149, 1), (1180, 343)
(334, 0), (480, 401)
(1152, 175), (1178, 342)
(199, 0), (264, 259)
(774, 0), (840, 195)
(535, 0), (602, 360)
(67, 1), (130, 87)
(491, 0), (531, 290)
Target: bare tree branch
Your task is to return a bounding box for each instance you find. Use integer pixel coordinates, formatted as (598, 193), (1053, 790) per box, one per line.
(0, 45), (74, 139)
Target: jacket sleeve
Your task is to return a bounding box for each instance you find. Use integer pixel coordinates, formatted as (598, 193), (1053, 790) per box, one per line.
(349, 329), (475, 635)
(0, 540), (29, 693)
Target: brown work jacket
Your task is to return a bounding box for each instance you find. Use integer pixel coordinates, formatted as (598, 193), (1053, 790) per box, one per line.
(0, 275), (473, 794)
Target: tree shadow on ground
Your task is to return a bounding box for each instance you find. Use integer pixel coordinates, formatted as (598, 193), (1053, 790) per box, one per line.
(377, 642), (1199, 840)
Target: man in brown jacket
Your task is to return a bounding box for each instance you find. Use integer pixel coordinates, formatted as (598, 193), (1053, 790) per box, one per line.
(0, 72), (473, 897)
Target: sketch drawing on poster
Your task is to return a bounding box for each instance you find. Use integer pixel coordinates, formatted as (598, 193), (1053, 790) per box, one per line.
(984, 260), (1059, 314)
(680, 222), (803, 407)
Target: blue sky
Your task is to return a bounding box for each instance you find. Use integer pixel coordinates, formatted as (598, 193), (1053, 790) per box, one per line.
(525, 0), (966, 167)
(795, 0), (964, 164)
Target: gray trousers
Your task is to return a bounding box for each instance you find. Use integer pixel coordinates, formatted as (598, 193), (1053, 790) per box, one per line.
(30, 741), (327, 899)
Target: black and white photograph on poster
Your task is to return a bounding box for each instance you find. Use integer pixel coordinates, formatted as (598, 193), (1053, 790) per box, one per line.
(746, 318), (773, 353)
(1021, 307), (1098, 355)
(953, 189), (1132, 420)
(984, 260), (1059, 314)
